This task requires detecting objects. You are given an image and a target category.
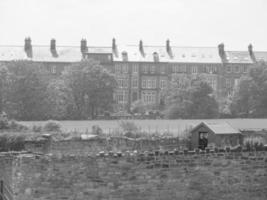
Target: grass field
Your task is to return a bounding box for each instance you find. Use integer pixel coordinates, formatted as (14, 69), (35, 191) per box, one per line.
(20, 118), (267, 136)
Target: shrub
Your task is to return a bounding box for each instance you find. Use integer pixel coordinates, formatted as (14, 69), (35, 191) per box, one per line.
(32, 125), (43, 132)
(0, 112), (9, 129)
(243, 136), (265, 151)
(91, 125), (103, 135)
(8, 120), (29, 131)
(119, 121), (139, 133)
(0, 133), (26, 152)
(43, 120), (62, 132)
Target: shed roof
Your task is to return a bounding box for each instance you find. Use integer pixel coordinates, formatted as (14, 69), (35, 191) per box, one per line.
(191, 121), (241, 135)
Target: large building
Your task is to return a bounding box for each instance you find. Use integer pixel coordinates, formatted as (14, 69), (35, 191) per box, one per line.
(0, 38), (266, 112)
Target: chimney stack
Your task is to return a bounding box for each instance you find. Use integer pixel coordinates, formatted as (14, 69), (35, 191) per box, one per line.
(218, 43), (227, 62)
(139, 40), (145, 57)
(153, 52), (159, 62)
(50, 39), (58, 58)
(24, 37), (33, 58)
(122, 51), (128, 62)
(166, 39), (173, 59)
(248, 44), (256, 63)
(112, 38), (118, 58)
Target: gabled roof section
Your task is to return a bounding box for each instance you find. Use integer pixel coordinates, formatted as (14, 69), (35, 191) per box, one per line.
(225, 51), (252, 64)
(191, 121), (241, 135)
(0, 46), (112, 62)
(113, 45), (222, 63)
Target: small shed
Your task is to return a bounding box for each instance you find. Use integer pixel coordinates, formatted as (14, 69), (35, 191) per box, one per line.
(190, 122), (242, 149)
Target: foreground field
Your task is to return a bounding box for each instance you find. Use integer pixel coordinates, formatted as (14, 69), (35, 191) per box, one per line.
(20, 118), (267, 136)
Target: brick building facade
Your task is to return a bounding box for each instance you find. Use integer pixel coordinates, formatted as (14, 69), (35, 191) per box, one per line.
(0, 38), (266, 112)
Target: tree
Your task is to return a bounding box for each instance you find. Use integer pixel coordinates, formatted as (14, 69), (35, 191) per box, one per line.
(230, 62), (267, 117)
(0, 65), (10, 113)
(164, 75), (219, 119)
(5, 61), (50, 120)
(62, 60), (117, 119)
(46, 79), (75, 120)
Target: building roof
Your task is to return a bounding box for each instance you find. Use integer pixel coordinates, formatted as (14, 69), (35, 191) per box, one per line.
(254, 51), (267, 62)
(113, 45), (222, 63)
(0, 46), (112, 63)
(225, 51), (253, 64)
(191, 121), (241, 135)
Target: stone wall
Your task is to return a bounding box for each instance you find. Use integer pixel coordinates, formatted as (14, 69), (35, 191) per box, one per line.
(25, 137), (185, 156)
(4, 150), (267, 200)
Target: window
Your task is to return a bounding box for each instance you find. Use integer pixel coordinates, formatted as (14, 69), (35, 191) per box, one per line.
(115, 65), (121, 74)
(142, 79), (146, 88)
(123, 65), (128, 73)
(191, 66), (197, 74)
(235, 66), (240, 73)
(160, 79), (167, 89)
(160, 66), (165, 74)
(226, 78), (231, 88)
(143, 65), (149, 73)
(51, 66), (57, 74)
(142, 91), (156, 104)
(116, 91), (127, 104)
(132, 78), (138, 88)
(132, 64), (138, 73)
(226, 66), (231, 73)
(118, 79), (128, 88)
(148, 80), (152, 88)
(152, 79), (157, 88)
(151, 65), (156, 74)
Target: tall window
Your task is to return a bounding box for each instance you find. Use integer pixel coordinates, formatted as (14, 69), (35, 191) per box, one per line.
(226, 66), (231, 73)
(151, 65), (156, 74)
(160, 79), (167, 89)
(235, 66), (240, 73)
(192, 66), (197, 74)
(142, 79), (146, 88)
(132, 78), (138, 88)
(123, 65), (128, 73)
(132, 64), (138, 73)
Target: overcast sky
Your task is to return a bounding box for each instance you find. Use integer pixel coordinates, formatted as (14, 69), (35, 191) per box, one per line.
(0, 0), (267, 51)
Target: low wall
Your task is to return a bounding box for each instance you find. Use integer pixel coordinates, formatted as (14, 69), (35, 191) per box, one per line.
(5, 150), (267, 200)
(25, 137), (186, 155)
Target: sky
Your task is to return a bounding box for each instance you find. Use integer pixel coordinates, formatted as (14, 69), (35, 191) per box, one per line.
(0, 0), (267, 51)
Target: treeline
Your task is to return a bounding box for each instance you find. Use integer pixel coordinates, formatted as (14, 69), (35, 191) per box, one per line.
(132, 62), (267, 119)
(0, 60), (117, 120)
(0, 60), (267, 121)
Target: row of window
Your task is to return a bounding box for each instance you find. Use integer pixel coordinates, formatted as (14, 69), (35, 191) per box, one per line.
(141, 91), (157, 104)
(142, 78), (157, 89)
(115, 64), (138, 74)
(226, 65), (248, 73)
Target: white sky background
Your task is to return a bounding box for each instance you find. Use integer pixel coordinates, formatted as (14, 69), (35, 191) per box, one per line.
(0, 0), (267, 50)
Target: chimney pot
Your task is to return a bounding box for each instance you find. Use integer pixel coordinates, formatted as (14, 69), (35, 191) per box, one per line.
(112, 38), (118, 58)
(166, 39), (173, 59)
(24, 37), (33, 58)
(50, 39), (58, 57)
(139, 40), (145, 57)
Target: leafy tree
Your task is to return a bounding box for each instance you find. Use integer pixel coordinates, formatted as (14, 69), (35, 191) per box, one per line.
(164, 75), (219, 119)
(0, 65), (10, 113)
(62, 60), (117, 119)
(5, 61), (50, 120)
(46, 79), (75, 119)
(230, 62), (267, 117)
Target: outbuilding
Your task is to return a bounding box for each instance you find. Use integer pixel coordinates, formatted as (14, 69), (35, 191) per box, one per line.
(190, 121), (242, 149)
